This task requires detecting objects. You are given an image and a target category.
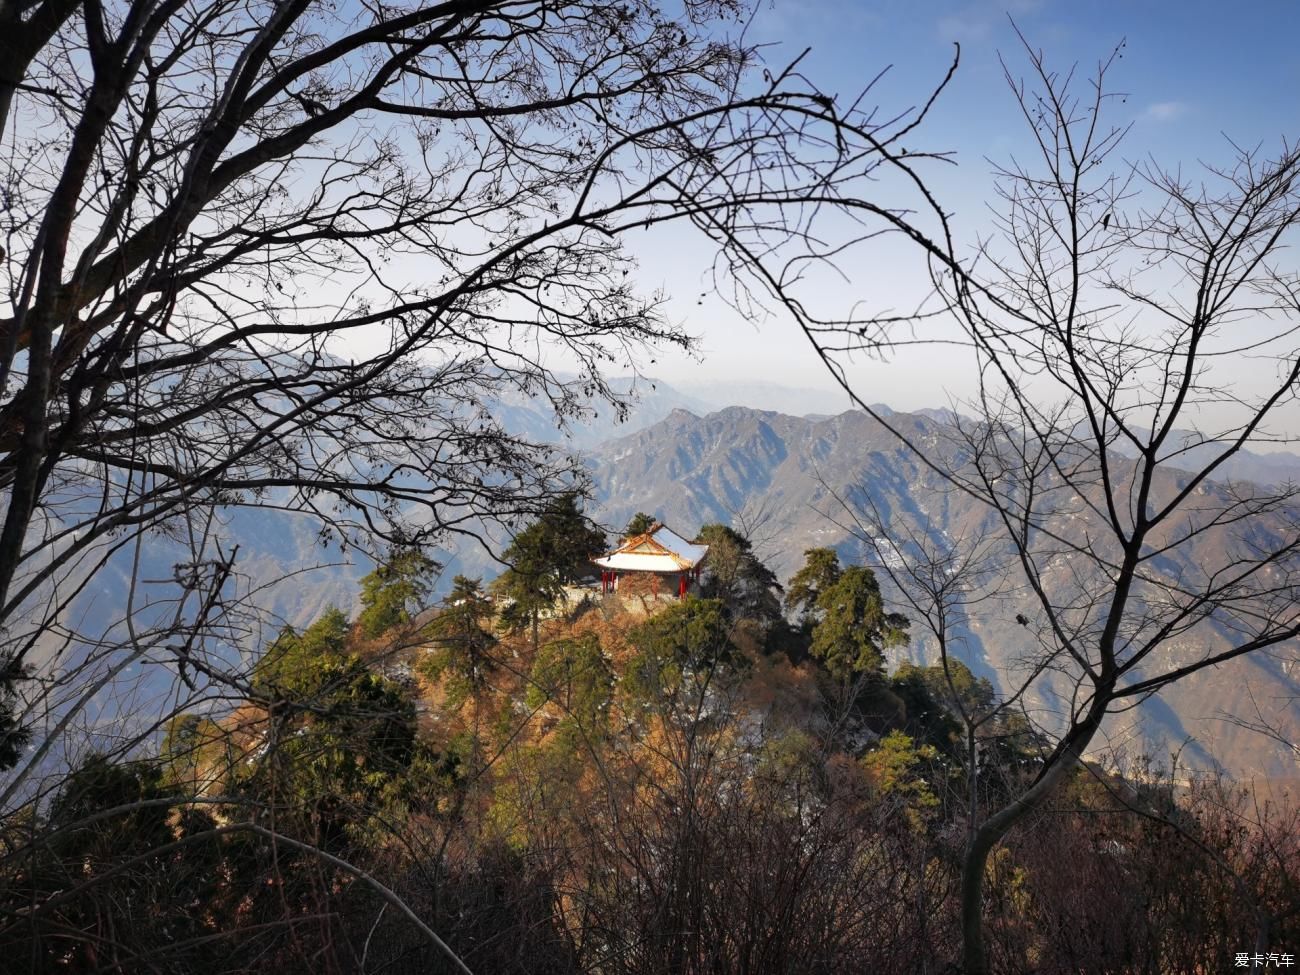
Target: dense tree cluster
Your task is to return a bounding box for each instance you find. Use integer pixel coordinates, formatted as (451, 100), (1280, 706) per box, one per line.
(2, 532), (1293, 972)
(494, 492), (606, 649)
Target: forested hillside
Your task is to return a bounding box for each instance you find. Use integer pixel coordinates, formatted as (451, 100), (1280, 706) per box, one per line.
(5, 0), (1300, 970)
(5, 507), (1295, 972)
(23, 400), (1300, 781)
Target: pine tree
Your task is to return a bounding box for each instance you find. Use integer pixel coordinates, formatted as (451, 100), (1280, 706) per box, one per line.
(693, 524), (782, 628)
(253, 606), (351, 695)
(810, 566), (909, 681)
(495, 494), (605, 650)
(785, 547), (843, 625)
(357, 549), (439, 638)
(623, 512), (656, 538)
(423, 576), (498, 707)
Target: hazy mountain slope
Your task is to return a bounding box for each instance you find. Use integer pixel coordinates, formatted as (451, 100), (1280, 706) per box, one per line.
(22, 381), (1300, 780)
(584, 406), (1300, 780)
(490, 375), (716, 447)
(1105, 428), (1300, 488)
(672, 379), (855, 418)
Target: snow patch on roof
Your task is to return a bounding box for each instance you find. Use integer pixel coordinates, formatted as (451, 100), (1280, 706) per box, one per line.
(594, 523), (708, 571)
(649, 526), (708, 566)
(595, 552), (692, 571)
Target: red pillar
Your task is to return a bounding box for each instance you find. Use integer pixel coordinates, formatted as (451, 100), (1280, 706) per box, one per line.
(679, 573), (687, 597)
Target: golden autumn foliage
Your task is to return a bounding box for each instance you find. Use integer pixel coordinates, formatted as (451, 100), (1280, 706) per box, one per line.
(13, 562), (1297, 975)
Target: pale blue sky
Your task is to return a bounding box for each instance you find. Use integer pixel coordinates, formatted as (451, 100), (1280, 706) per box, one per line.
(640, 0), (1300, 414)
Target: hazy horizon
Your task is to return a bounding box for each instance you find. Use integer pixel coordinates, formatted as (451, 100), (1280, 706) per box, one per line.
(612, 1), (1300, 436)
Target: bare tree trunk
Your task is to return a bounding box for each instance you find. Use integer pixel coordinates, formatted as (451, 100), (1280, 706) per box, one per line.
(960, 710), (1105, 972)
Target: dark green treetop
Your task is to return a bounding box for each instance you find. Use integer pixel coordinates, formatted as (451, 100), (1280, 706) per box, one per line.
(785, 547), (843, 624)
(532, 492), (607, 585)
(622, 596), (744, 709)
(693, 523), (782, 628)
(253, 605), (351, 696)
(494, 493), (605, 648)
(248, 653), (417, 824)
(889, 660), (992, 758)
(623, 512), (656, 538)
(527, 634), (614, 745)
(422, 575), (499, 708)
(810, 565), (909, 681)
(357, 548), (439, 639)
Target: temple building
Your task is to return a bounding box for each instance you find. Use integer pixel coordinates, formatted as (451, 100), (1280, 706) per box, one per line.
(594, 522), (709, 599)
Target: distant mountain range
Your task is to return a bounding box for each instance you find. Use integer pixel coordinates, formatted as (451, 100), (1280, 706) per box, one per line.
(582, 404), (1300, 781)
(488, 374), (856, 447)
(23, 376), (1300, 780)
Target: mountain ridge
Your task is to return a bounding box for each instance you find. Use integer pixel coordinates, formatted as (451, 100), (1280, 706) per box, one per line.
(22, 383), (1300, 780)
(582, 403), (1300, 781)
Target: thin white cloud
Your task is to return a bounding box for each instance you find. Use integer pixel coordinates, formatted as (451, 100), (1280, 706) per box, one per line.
(1144, 100), (1188, 122)
(938, 13), (993, 43)
(938, 0), (1044, 44)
